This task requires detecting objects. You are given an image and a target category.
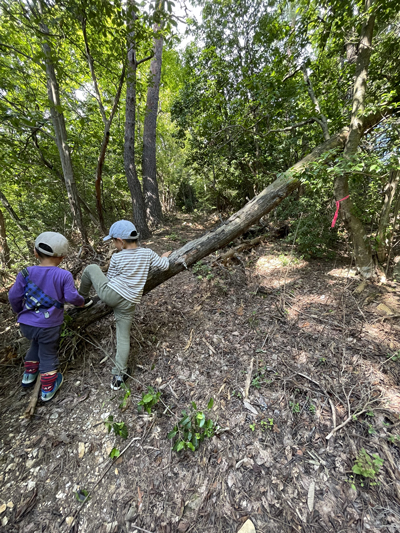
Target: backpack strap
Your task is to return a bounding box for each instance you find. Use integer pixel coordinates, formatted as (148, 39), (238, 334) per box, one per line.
(21, 268), (29, 279)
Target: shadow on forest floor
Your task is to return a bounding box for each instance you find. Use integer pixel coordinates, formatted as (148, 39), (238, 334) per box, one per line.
(0, 212), (399, 533)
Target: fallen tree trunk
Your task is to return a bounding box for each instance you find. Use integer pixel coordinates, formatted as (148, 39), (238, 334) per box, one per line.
(69, 128), (349, 330)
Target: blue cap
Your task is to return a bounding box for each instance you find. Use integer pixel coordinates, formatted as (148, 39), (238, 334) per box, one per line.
(103, 220), (139, 241)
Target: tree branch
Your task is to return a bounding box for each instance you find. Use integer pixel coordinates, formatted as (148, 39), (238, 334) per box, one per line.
(301, 65), (330, 140)
(81, 18), (107, 125)
(136, 53), (154, 66)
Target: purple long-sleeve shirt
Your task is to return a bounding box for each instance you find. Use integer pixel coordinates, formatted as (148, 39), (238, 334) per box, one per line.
(8, 266), (84, 328)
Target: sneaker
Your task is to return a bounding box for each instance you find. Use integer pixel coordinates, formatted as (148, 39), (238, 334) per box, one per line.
(41, 372), (63, 402)
(111, 375), (127, 391)
(22, 371), (39, 387)
(76, 297), (94, 309)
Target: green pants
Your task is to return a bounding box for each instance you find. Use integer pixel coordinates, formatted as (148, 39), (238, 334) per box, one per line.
(79, 265), (135, 376)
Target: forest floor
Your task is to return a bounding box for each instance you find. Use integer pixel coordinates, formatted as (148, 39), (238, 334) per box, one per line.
(1, 213), (400, 533)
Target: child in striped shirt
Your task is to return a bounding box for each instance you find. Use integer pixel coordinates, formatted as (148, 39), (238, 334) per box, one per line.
(79, 220), (171, 390)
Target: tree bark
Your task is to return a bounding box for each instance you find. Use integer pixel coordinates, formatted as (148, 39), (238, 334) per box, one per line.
(142, 30), (164, 228)
(68, 128), (349, 329)
(39, 20), (87, 244)
(334, 0), (375, 278)
(124, 0), (151, 240)
(377, 170), (399, 262)
(0, 207), (11, 268)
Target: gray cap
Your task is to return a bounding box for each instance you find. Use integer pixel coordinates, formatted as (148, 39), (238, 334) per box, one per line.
(35, 232), (69, 257)
(103, 220), (139, 241)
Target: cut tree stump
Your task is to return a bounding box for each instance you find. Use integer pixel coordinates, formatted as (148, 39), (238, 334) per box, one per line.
(68, 128), (350, 330)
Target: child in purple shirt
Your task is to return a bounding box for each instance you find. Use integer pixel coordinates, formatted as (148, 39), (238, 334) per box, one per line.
(8, 232), (85, 401)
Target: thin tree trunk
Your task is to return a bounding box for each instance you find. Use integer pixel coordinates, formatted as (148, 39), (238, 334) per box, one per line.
(377, 170), (399, 262)
(142, 29), (164, 228)
(31, 132), (100, 226)
(124, 0), (151, 239)
(37, 6), (87, 243)
(0, 207), (11, 268)
(301, 65), (330, 140)
(334, 0), (375, 278)
(82, 17), (126, 234)
(0, 189), (29, 234)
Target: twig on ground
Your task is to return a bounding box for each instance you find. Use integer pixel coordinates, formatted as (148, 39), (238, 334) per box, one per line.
(244, 358), (254, 400)
(212, 234), (269, 265)
(381, 314), (400, 321)
(62, 434), (141, 530)
(293, 370), (336, 431)
(23, 378), (41, 418)
(130, 526), (155, 533)
(326, 399), (386, 440)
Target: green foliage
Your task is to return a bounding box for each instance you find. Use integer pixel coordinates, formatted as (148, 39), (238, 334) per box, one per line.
(352, 449), (384, 485)
(192, 261), (213, 280)
(261, 418), (274, 430)
(109, 447), (121, 459)
(250, 418), (274, 432)
(75, 488), (90, 502)
(388, 434), (400, 446)
(388, 350), (400, 362)
(138, 387), (161, 415)
(168, 398), (216, 452)
(103, 415), (128, 439)
(289, 401), (301, 414)
(119, 384), (131, 410)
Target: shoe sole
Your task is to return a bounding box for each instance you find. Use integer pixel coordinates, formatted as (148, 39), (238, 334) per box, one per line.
(41, 374), (64, 402)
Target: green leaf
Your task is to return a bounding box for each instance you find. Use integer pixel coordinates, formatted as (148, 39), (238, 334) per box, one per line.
(109, 447), (120, 459)
(142, 394), (154, 403)
(181, 416), (191, 427)
(167, 429), (177, 439)
(207, 398), (214, 409)
(176, 441), (185, 452)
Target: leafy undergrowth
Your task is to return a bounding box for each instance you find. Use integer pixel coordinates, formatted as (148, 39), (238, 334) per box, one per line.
(0, 213), (400, 533)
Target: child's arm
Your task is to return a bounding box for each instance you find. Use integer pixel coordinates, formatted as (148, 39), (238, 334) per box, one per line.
(149, 250), (170, 272)
(8, 272), (25, 313)
(106, 253), (119, 281)
(63, 273), (85, 306)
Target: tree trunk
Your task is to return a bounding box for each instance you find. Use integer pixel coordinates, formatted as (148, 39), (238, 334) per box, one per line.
(0, 207), (11, 268)
(40, 22), (87, 244)
(124, 0), (151, 239)
(142, 30), (164, 228)
(377, 170), (399, 262)
(334, 0), (375, 278)
(68, 128), (349, 329)
(31, 132), (100, 226)
(82, 17), (126, 235)
(0, 189), (29, 234)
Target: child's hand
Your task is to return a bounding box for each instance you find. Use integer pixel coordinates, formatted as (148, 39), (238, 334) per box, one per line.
(162, 251), (172, 258)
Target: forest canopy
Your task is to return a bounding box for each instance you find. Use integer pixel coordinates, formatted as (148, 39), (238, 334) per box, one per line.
(0, 0), (399, 277)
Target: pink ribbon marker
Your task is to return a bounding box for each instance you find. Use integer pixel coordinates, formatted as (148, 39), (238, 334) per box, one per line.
(331, 195), (350, 228)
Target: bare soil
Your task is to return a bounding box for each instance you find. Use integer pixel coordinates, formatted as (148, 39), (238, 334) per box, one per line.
(1, 213), (400, 533)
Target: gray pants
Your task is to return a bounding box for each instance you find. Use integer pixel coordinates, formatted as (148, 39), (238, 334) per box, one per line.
(79, 265), (135, 376)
